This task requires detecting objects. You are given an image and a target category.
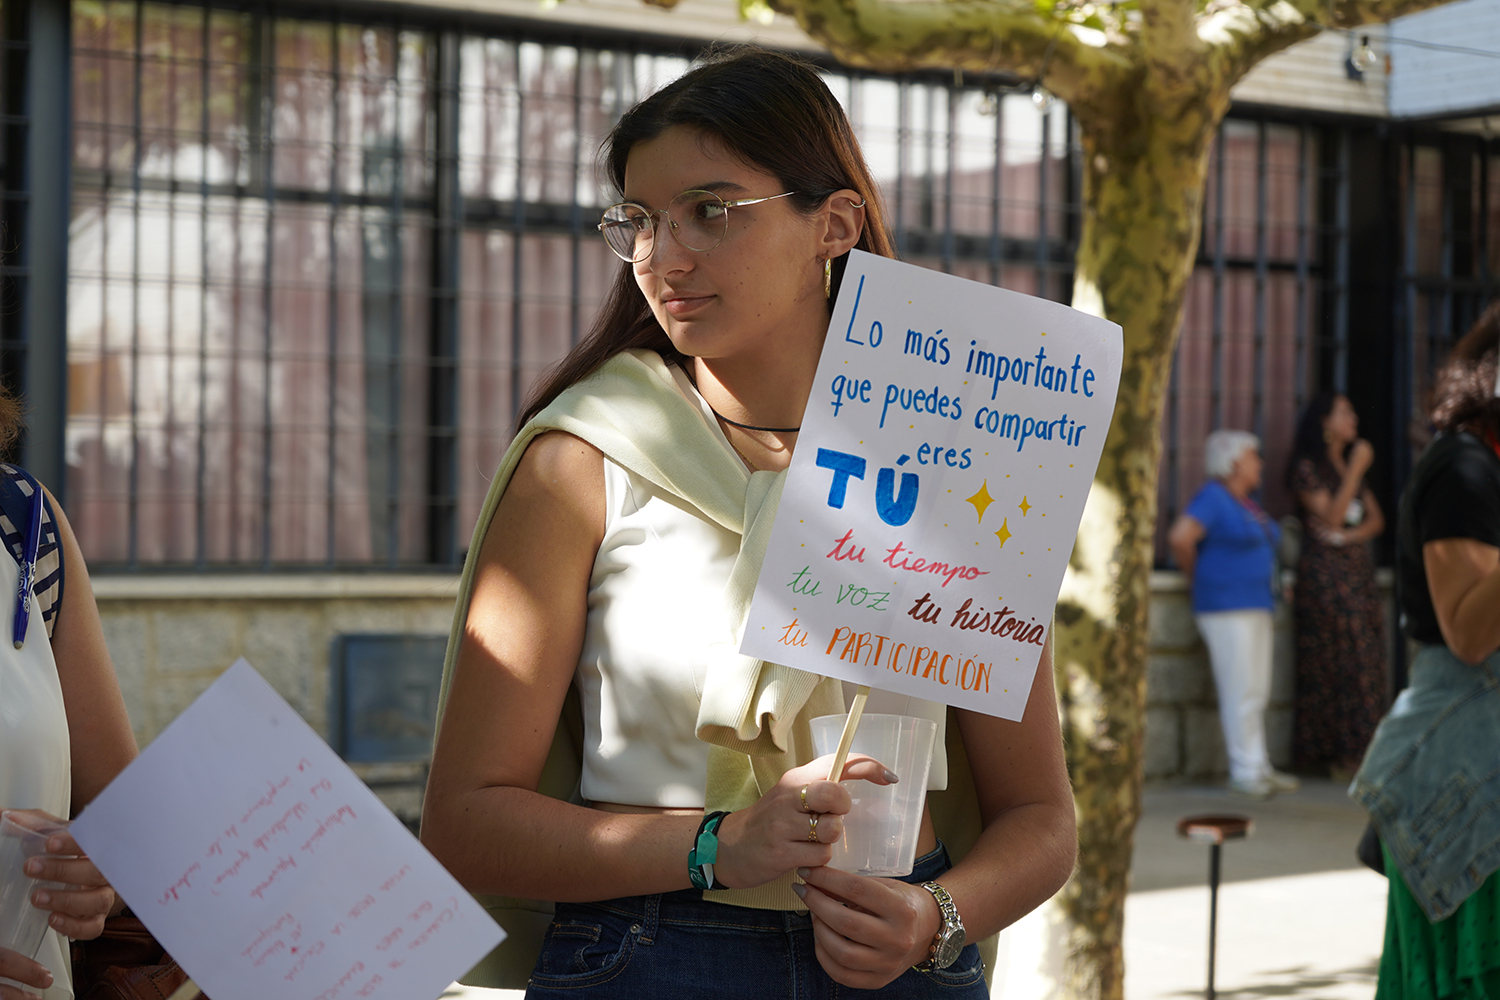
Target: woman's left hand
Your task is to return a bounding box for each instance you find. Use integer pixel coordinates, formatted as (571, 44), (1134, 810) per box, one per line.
(4, 810), (117, 940)
(1315, 524), (1347, 546)
(793, 864), (942, 989)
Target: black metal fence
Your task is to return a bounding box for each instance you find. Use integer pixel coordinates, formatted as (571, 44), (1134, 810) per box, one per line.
(10, 0), (1496, 570)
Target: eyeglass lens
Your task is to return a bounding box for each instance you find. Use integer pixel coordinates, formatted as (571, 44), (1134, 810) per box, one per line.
(600, 190), (730, 262)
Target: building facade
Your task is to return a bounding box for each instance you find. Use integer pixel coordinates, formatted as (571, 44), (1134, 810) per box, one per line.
(1, 0), (1498, 784)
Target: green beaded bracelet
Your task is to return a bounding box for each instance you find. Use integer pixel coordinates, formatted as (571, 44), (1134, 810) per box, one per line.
(688, 810), (730, 890)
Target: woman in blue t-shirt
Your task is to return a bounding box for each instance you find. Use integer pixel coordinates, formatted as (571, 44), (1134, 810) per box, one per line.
(1168, 430), (1299, 799)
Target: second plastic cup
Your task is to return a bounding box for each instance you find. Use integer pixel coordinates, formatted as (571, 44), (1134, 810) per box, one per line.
(0, 812), (67, 961)
(809, 713), (938, 877)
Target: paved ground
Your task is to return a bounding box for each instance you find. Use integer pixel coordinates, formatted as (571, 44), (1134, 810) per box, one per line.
(1116, 778), (1385, 1000)
(442, 778), (1387, 999)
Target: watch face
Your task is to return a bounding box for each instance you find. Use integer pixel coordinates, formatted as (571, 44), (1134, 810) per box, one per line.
(934, 927), (966, 968)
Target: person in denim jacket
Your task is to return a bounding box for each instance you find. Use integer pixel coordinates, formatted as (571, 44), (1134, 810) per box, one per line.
(1352, 301), (1500, 998)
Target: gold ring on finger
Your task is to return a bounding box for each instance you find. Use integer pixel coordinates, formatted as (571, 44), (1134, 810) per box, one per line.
(807, 814), (820, 843)
(799, 784), (811, 813)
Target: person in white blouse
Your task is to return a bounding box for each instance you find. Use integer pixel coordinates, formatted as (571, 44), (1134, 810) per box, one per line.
(0, 386), (136, 1000)
(422, 48), (1076, 998)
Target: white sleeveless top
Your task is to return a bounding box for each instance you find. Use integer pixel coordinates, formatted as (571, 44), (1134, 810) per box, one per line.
(574, 379), (947, 808)
(0, 552), (73, 999)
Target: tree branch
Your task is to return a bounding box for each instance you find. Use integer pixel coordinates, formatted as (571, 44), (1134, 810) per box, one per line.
(761, 0), (1134, 101)
(1272, 0), (1466, 27)
(1198, 0), (1461, 93)
(1198, 1), (1319, 91)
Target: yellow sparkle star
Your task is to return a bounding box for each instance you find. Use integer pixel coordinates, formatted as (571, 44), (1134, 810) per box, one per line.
(1018, 496), (1031, 517)
(994, 517), (1012, 547)
(965, 481), (996, 524)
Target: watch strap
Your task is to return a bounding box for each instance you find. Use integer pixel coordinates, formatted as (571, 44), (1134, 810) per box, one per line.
(688, 810), (730, 890)
(914, 880), (963, 970)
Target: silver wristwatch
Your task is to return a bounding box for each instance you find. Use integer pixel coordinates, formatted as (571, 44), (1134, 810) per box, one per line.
(915, 881), (966, 970)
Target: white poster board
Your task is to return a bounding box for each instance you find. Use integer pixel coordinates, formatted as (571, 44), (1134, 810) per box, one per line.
(71, 659), (503, 1000)
(741, 251), (1122, 720)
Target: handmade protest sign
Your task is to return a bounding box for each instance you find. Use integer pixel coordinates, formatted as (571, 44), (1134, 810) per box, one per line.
(741, 250), (1122, 721)
(70, 659), (503, 1000)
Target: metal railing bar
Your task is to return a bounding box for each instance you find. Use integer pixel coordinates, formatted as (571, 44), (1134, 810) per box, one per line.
(942, 83), (955, 275)
(1332, 129), (1351, 394)
(989, 91), (1003, 287)
(385, 24), (411, 568)
(426, 28), (461, 567)
(1252, 119), (1267, 443)
(1293, 124), (1310, 412)
(258, 11), (277, 568)
(1211, 126), (1225, 429)
(127, 0), (145, 568)
(568, 47), (583, 348)
(194, 4), (211, 569)
(1036, 105), (1050, 297)
(324, 15), (341, 567)
(509, 39), (525, 425)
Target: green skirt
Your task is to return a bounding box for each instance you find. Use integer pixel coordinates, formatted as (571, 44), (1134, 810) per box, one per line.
(1379, 843), (1500, 999)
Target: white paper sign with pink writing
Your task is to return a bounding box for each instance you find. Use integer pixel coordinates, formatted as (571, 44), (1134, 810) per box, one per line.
(741, 250), (1122, 721)
(70, 659), (503, 1000)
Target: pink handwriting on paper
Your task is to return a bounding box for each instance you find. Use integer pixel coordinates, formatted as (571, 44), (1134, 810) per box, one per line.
(205, 825), (239, 858)
(69, 660), (505, 1000)
(311, 960), (366, 1000)
(282, 938), (327, 983)
(213, 849), (252, 887)
(406, 898), (461, 953)
(378, 865), (411, 893)
(248, 854), (297, 901)
(300, 805), (358, 856)
(251, 801), (311, 852)
(241, 913), (298, 967)
(158, 863), (202, 905)
(240, 775), (293, 826)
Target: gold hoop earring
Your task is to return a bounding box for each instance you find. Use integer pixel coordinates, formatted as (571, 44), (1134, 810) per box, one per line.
(824, 256), (832, 299)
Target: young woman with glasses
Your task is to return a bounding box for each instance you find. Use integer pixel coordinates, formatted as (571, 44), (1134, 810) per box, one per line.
(421, 48), (1076, 998)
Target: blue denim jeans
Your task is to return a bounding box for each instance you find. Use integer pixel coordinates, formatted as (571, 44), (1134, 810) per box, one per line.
(525, 842), (987, 997)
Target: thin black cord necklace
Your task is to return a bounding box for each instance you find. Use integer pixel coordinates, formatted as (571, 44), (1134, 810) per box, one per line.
(709, 406), (800, 435)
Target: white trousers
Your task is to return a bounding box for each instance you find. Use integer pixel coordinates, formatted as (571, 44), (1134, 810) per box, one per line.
(1195, 609), (1273, 784)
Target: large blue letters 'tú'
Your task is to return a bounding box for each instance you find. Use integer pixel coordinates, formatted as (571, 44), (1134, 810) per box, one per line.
(815, 448), (920, 527)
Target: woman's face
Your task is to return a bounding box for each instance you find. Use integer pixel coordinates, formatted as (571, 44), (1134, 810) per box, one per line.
(1231, 446), (1263, 490)
(621, 126), (827, 364)
(1323, 395), (1358, 445)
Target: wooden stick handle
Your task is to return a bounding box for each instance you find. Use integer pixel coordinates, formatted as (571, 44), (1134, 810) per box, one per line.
(165, 978), (200, 1000)
(827, 685), (871, 781)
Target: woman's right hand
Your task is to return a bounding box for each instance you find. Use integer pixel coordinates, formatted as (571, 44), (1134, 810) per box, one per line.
(1348, 439), (1374, 476)
(2, 810), (115, 942)
(711, 754), (897, 890)
(0, 945), (53, 998)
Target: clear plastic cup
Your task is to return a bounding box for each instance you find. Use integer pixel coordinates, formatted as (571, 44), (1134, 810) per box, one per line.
(810, 713), (938, 877)
(0, 812), (68, 961)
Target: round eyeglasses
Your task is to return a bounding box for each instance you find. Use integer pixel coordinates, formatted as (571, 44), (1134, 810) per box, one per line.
(598, 189), (797, 263)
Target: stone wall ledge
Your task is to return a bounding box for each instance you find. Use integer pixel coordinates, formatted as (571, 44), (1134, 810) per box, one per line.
(91, 573), (462, 602)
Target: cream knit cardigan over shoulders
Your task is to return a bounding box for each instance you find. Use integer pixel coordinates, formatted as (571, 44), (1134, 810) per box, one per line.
(434, 348), (845, 912)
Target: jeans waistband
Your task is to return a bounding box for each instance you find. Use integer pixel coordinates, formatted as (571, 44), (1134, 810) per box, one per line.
(566, 841), (954, 940)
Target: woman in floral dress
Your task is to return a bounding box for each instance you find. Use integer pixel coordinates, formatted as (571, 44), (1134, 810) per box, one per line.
(1286, 392), (1387, 777)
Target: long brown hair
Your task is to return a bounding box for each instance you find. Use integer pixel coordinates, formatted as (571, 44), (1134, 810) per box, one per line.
(517, 47), (896, 427)
(1429, 300), (1500, 439)
(0, 383), (23, 456)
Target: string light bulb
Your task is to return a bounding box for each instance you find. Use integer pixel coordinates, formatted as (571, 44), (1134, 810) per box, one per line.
(1031, 85), (1054, 113)
(977, 91), (999, 117)
(1351, 35), (1378, 73)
